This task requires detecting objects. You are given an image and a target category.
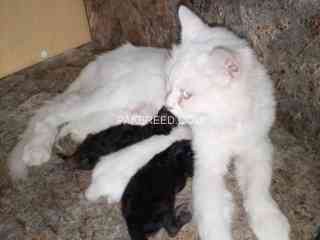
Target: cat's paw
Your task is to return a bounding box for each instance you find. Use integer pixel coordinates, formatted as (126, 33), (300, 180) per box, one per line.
(85, 179), (123, 203)
(22, 123), (56, 166)
(171, 125), (192, 140)
(23, 142), (51, 166)
(250, 208), (290, 240)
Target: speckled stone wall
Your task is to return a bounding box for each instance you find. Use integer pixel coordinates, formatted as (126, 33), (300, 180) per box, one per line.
(84, 0), (320, 151)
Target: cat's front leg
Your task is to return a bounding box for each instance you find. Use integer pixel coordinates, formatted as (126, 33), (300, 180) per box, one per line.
(235, 138), (290, 240)
(192, 150), (233, 240)
(85, 126), (191, 203)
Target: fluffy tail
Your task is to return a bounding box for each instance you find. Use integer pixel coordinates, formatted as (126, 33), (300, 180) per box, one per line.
(7, 138), (28, 180)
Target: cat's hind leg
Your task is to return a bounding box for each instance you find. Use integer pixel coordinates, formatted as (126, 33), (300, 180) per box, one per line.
(12, 84), (128, 172)
(235, 138), (290, 240)
(19, 94), (83, 165)
(8, 92), (81, 179)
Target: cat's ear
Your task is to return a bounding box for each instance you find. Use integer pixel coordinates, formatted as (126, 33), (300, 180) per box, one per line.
(179, 6), (206, 41)
(210, 47), (240, 83)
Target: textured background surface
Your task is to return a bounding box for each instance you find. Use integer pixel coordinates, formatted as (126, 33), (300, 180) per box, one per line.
(0, 44), (319, 240)
(1, 0), (320, 239)
(85, 0), (320, 153)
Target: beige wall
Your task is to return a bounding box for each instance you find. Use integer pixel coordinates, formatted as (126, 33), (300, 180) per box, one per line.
(0, 0), (91, 78)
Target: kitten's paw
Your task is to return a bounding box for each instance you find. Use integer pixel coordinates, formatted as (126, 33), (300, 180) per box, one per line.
(58, 122), (87, 142)
(175, 204), (192, 226)
(171, 126), (192, 140)
(251, 208), (290, 240)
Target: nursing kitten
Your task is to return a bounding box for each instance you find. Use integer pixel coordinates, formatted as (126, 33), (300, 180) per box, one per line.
(8, 43), (169, 179)
(165, 6), (290, 240)
(60, 107), (177, 170)
(122, 140), (193, 240)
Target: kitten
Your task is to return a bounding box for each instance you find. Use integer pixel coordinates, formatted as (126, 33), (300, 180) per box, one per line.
(60, 107), (177, 170)
(121, 140), (193, 240)
(165, 6), (290, 240)
(8, 43), (169, 179)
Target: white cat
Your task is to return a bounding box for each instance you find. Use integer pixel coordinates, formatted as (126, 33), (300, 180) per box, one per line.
(166, 7), (290, 240)
(8, 43), (169, 179)
(84, 6), (290, 240)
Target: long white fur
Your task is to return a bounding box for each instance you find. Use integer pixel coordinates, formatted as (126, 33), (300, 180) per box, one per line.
(165, 6), (290, 240)
(8, 43), (167, 179)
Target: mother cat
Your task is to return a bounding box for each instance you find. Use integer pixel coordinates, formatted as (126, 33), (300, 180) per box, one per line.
(85, 7), (290, 240)
(8, 6), (290, 240)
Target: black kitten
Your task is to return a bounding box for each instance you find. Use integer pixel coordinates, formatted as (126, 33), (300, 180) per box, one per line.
(60, 107), (178, 170)
(121, 140), (194, 240)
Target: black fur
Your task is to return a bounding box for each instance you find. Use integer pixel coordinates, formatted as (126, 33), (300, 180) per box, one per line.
(315, 227), (320, 240)
(121, 140), (194, 240)
(61, 107), (178, 170)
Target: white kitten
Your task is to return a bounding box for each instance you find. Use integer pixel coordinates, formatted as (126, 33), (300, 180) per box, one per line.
(8, 43), (168, 179)
(166, 6), (290, 240)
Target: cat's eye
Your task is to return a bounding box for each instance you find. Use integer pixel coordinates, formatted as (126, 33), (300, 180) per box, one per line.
(180, 89), (192, 100)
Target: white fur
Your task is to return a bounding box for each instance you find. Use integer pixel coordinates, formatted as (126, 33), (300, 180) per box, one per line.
(85, 125), (191, 203)
(165, 6), (290, 240)
(8, 43), (167, 179)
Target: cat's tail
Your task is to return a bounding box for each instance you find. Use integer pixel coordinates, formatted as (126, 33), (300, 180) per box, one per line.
(7, 137), (28, 180)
